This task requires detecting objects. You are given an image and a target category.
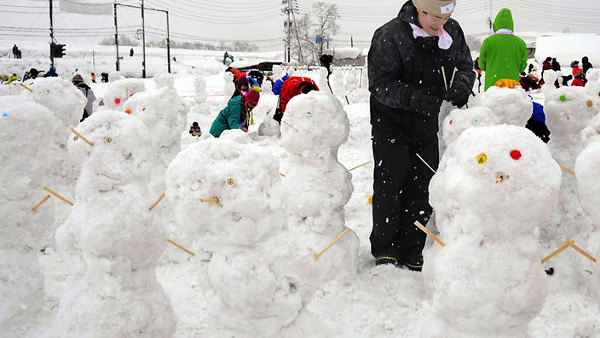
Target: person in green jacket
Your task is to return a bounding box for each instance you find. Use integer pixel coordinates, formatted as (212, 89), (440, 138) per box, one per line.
(478, 8), (527, 91)
(210, 88), (260, 137)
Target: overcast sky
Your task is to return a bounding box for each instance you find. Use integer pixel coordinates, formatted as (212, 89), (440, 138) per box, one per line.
(1, 0), (599, 51)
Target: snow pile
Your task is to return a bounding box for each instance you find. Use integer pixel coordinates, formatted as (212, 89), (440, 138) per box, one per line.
(193, 76), (207, 104)
(55, 111), (176, 337)
(424, 125), (561, 337)
(580, 112), (600, 146)
(154, 72), (175, 89)
(102, 78), (145, 111)
(0, 96), (57, 335)
(473, 86), (532, 125)
(441, 106), (499, 145)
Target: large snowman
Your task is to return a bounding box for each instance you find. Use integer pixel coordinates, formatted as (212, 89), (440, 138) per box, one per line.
(0, 96), (57, 335)
(422, 125), (561, 337)
(55, 111), (176, 337)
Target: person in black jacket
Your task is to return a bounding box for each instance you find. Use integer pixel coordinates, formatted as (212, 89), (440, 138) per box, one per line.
(582, 56), (593, 75)
(367, 0), (474, 271)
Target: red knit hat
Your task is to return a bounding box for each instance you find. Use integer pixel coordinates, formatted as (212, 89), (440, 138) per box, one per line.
(244, 87), (260, 105)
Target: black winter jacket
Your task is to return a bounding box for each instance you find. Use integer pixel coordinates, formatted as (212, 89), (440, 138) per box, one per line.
(368, 1), (475, 142)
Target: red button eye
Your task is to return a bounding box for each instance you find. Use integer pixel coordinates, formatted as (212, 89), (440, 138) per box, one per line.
(510, 150), (522, 160)
(115, 98), (121, 104)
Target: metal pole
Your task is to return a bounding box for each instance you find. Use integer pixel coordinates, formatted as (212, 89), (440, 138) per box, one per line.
(49, 0), (54, 65)
(286, 1), (291, 63)
(114, 3), (120, 71)
(166, 10), (171, 73)
(141, 0), (147, 78)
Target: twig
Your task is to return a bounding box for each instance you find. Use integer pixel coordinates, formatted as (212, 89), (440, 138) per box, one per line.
(345, 95), (350, 105)
(149, 192), (166, 211)
(560, 166), (576, 176)
(541, 241), (571, 264)
(345, 161), (372, 173)
(416, 153), (437, 174)
(567, 241), (597, 263)
(32, 194), (51, 211)
(315, 228), (350, 260)
(43, 186), (74, 206)
(201, 198), (220, 203)
(70, 128), (94, 147)
(283, 121), (298, 132)
(449, 67), (457, 89)
(441, 66), (448, 91)
(166, 239), (195, 256)
(20, 83), (33, 92)
(414, 221), (445, 247)
(280, 173), (286, 177)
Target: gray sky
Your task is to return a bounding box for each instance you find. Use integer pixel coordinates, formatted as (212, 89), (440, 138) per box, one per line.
(1, 0), (599, 51)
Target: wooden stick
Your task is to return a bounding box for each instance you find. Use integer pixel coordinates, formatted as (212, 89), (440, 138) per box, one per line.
(327, 80), (334, 95)
(315, 228), (350, 261)
(345, 160), (372, 173)
(166, 239), (195, 256)
(560, 165), (576, 176)
(416, 153), (437, 174)
(441, 66), (448, 91)
(345, 95), (350, 105)
(20, 83), (33, 92)
(449, 67), (457, 89)
(541, 241), (571, 264)
(43, 186), (74, 206)
(280, 173), (286, 177)
(567, 241), (597, 263)
(70, 128), (94, 147)
(201, 198), (220, 203)
(32, 194), (51, 211)
(283, 121), (298, 132)
(149, 192), (166, 211)
(414, 221), (445, 247)
(359, 68), (363, 88)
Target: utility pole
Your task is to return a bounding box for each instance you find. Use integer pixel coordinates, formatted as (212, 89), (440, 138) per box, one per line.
(114, 3), (120, 71)
(288, 0), (303, 64)
(351, 36), (354, 48)
(282, 0), (291, 63)
(166, 10), (171, 73)
(49, 0), (55, 65)
(141, 0), (147, 78)
(488, 0), (493, 32)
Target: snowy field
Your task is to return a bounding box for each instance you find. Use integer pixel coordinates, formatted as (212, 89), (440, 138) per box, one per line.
(1, 40), (600, 337)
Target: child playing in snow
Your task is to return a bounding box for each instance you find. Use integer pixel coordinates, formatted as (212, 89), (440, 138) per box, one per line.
(525, 98), (550, 143)
(189, 122), (202, 136)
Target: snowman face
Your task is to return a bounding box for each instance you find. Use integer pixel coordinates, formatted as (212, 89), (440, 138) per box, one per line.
(103, 79), (146, 111)
(545, 87), (599, 140)
(30, 77), (85, 126)
(443, 106), (498, 145)
(477, 86), (532, 126)
(440, 125), (561, 222)
(280, 91), (349, 154)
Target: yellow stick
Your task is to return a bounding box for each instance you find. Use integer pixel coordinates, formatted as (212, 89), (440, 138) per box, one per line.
(449, 67), (457, 89)
(280, 173), (286, 177)
(414, 221), (445, 247)
(315, 228), (350, 260)
(166, 239), (195, 256)
(149, 192), (166, 211)
(70, 128), (94, 147)
(201, 198), (220, 203)
(541, 241), (571, 264)
(345, 160), (373, 173)
(32, 194), (51, 211)
(567, 241), (597, 263)
(283, 121), (299, 132)
(43, 186), (74, 206)
(416, 153), (437, 174)
(441, 66), (448, 91)
(20, 83), (33, 92)
(560, 166), (576, 176)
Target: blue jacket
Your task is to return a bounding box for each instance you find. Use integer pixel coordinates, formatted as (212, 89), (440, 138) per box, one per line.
(210, 96), (243, 137)
(531, 101), (545, 122)
(272, 75), (289, 95)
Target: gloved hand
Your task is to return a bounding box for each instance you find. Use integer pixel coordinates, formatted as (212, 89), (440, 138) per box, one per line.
(410, 90), (442, 117)
(445, 81), (470, 108)
(495, 78), (520, 88)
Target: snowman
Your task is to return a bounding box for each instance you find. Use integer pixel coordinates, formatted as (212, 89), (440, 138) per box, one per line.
(0, 97), (57, 335)
(422, 125), (561, 337)
(471, 85), (532, 126)
(55, 111), (176, 337)
(102, 78), (146, 111)
(166, 131), (302, 336)
(441, 106), (499, 146)
(279, 91), (359, 284)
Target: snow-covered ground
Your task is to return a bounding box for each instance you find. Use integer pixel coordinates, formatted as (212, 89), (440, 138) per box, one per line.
(1, 39), (600, 337)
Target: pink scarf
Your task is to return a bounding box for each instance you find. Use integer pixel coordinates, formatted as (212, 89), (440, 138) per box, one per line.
(410, 23), (453, 50)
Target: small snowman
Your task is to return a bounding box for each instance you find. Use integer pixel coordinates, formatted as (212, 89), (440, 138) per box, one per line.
(423, 125), (561, 337)
(441, 106), (499, 146)
(0, 97), (57, 335)
(102, 78), (146, 111)
(471, 85), (532, 126)
(55, 111), (176, 337)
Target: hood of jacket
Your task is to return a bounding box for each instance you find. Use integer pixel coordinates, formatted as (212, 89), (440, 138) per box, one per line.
(493, 8), (514, 32)
(397, 1), (420, 26)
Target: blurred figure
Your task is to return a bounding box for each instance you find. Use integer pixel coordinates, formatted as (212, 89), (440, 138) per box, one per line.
(273, 76), (319, 123)
(582, 56), (593, 75)
(43, 66), (58, 78)
(6, 73), (18, 84)
(72, 74), (96, 122)
(22, 68), (39, 82)
(189, 122), (202, 137)
(12, 44), (21, 59)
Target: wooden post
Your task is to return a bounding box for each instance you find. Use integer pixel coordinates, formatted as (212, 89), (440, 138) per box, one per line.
(70, 128), (94, 147)
(32, 194), (52, 211)
(315, 228), (350, 260)
(166, 239), (195, 256)
(43, 186), (74, 206)
(149, 192), (166, 211)
(345, 161), (372, 173)
(414, 221), (445, 247)
(541, 241), (571, 264)
(416, 153), (436, 174)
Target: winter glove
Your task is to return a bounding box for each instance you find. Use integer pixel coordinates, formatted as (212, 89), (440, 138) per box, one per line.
(495, 79), (520, 89)
(410, 90), (442, 117)
(273, 108), (283, 124)
(444, 81), (470, 108)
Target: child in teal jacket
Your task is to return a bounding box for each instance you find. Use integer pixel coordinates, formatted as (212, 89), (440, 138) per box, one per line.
(479, 8), (528, 91)
(209, 88), (260, 137)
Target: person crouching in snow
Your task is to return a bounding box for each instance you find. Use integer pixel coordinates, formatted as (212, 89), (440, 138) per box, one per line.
(210, 87), (260, 137)
(273, 76), (319, 123)
(189, 122), (202, 136)
(72, 74), (96, 122)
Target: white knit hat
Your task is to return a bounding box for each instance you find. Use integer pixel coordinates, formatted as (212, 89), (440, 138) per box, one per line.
(412, 0), (456, 15)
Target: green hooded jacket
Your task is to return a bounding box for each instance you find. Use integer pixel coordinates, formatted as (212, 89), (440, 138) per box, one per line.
(209, 95), (243, 137)
(478, 8), (528, 90)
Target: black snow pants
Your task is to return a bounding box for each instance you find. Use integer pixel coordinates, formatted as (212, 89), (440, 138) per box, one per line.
(370, 133), (439, 260)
